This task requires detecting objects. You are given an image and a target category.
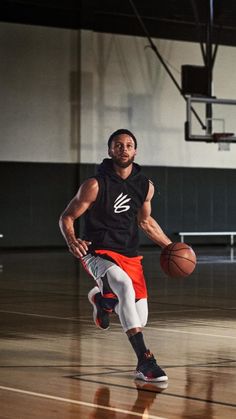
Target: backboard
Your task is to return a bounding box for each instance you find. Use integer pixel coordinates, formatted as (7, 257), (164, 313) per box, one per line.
(185, 96), (236, 149)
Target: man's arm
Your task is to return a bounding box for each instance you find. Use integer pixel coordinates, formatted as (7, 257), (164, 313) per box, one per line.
(137, 181), (171, 248)
(59, 178), (99, 258)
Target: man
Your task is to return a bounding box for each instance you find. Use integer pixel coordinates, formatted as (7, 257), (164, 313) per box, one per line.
(59, 129), (171, 382)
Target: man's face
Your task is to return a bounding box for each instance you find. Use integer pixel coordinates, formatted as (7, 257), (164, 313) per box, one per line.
(108, 134), (137, 168)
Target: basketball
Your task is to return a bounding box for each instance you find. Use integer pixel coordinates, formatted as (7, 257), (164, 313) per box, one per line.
(160, 242), (196, 278)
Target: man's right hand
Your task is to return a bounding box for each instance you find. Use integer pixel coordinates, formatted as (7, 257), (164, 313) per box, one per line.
(68, 238), (92, 258)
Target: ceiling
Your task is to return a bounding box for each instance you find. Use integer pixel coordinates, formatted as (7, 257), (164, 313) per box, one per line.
(1, 0), (236, 47)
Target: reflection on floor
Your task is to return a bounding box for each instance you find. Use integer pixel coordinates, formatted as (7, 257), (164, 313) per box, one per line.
(0, 246), (236, 418)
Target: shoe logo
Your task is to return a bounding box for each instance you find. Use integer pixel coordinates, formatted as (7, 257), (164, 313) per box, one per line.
(114, 192), (131, 213)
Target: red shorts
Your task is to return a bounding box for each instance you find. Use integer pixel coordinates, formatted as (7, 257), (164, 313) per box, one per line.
(95, 249), (148, 299)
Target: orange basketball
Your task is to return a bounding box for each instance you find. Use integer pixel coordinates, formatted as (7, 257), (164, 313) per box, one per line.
(160, 242), (196, 278)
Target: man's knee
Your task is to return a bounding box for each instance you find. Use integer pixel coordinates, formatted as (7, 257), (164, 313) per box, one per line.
(140, 317), (147, 328)
(136, 298), (148, 327)
(106, 266), (135, 297)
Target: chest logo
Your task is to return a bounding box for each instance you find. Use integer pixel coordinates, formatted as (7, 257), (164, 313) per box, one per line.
(114, 192), (131, 213)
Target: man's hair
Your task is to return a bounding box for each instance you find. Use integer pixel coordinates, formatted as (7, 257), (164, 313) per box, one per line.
(107, 129), (137, 149)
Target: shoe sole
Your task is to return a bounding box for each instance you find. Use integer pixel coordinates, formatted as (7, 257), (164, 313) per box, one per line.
(134, 379), (168, 391)
(134, 371), (168, 382)
(88, 289), (109, 330)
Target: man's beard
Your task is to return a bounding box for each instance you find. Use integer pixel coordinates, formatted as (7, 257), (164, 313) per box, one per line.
(111, 155), (135, 168)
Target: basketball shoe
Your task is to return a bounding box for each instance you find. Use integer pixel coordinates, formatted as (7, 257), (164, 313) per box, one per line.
(134, 350), (168, 382)
(88, 287), (111, 330)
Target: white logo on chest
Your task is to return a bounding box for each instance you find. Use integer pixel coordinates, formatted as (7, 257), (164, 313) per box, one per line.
(114, 192), (131, 213)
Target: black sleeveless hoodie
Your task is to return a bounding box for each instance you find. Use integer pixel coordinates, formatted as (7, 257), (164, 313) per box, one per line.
(83, 158), (150, 256)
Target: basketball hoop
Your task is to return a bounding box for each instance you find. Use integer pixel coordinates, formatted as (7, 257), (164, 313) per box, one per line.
(212, 132), (235, 142)
(212, 132), (234, 151)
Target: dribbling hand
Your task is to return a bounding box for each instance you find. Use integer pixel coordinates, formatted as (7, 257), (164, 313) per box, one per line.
(68, 238), (91, 258)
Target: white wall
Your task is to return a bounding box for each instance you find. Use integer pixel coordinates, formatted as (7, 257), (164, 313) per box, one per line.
(80, 30), (236, 168)
(0, 23), (236, 167)
(0, 23), (80, 163)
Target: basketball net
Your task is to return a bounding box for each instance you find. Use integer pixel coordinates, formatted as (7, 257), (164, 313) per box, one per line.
(213, 133), (233, 151)
(207, 118), (232, 151)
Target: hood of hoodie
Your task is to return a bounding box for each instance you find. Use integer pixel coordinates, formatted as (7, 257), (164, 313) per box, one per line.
(97, 158), (141, 182)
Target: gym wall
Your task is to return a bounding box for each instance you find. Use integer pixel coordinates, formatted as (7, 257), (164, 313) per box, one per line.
(1, 162), (235, 247)
(0, 23), (236, 247)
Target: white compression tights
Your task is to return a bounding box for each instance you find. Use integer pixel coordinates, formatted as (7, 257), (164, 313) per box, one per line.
(104, 265), (148, 333)
(82, 253), (148, 333)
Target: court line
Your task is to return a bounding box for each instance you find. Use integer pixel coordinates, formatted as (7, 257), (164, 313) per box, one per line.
(157, 301), (236, 311)
(149, 307), (225, 315)
(1, 357), (235, 370)
(76, 378), (236, 408)
(145, 326), (236, 339)
(0, 306), (230, 321)
(0, 310), (84, 322)
(0, 385), (166, 419)
(1, 309), (236, 339)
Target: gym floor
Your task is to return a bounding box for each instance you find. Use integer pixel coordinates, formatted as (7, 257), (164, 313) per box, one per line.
(0, 245), (235, 418)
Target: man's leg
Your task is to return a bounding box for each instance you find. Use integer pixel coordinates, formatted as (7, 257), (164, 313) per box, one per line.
(106, 266), (168, 382)
(83, 254), (117, 330)
(88, 283), (118, 330)
(84, 255), (167, 382)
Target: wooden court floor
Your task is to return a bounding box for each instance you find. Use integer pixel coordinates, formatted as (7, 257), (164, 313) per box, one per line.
(0, 246), (236, 418)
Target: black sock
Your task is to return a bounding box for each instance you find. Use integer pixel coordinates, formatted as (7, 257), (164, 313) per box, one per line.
(128, 332), (148, 361)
